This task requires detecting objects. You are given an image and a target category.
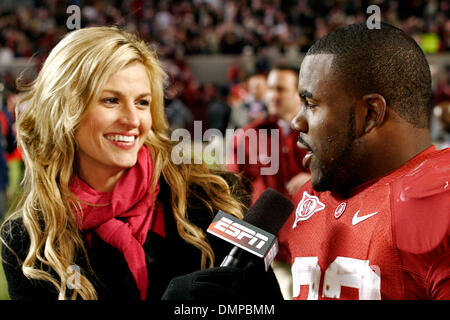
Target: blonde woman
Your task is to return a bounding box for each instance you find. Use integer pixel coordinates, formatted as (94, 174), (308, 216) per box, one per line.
(0, 27), (282, 300)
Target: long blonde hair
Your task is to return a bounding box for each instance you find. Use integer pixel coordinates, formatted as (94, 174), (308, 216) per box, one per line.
(2, 27), (245, 300)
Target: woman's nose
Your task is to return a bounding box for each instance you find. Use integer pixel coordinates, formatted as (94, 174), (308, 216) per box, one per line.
(120, 102), (139, 127)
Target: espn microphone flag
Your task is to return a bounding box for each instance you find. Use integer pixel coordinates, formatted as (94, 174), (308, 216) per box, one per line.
(207, 188), (294, 271)
(207, 211), (278, 270)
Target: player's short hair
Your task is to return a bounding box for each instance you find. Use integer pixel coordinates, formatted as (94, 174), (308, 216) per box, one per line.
(306, 22), (432, 128)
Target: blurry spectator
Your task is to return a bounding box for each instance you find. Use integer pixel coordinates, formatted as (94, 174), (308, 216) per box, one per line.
(207, 84), (231, 135)
(435, 64), (450, 104)
(228, 73), (267, 129)
(4, 91), (22, 211)
(0, 129), (8, 221)
(197, 81), (218, 125)
(0, 37), (13, 65)
(227, 67), (309, 298)
(227, 57), (244, 84)
(431, 100), (450, 150)
(164, 82), (194, 131)
(219, 29), (244, 54)
(227, 67), (310, 204)
(443, 16), (450, 51)
(264, 66), (310, 197)
(0, 89), (16, 222)
(5, 90), (17, 122)
(254, 47), (272, 74)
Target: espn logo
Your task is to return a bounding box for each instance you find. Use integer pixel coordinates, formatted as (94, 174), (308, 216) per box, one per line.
(207, 211), (278, 270)
(213, 216), (269, 250)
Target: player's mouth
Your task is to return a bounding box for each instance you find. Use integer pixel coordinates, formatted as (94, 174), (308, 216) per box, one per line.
(297, 135), (313, 168)
(302, 152), (313, 169)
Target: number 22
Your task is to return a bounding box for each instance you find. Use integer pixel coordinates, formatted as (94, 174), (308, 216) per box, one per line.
(291, 256), (381, 300)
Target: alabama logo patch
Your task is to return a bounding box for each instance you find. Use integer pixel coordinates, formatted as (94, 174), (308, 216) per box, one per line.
(292, 191), (326, 228)
(334, 202), (346, 219)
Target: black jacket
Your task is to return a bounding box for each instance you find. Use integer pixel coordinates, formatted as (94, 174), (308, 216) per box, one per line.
(1, 175), (283, 300)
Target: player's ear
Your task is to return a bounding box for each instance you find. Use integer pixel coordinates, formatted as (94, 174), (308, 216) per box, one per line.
(362, 93), (387, 134)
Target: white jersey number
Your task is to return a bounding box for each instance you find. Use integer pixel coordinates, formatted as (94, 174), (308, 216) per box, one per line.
(292, 256), (381, 300)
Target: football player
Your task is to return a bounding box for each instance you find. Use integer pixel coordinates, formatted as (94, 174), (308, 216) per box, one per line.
(278, 22), (450, 300)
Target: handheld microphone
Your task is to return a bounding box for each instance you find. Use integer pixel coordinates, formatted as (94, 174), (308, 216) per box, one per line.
(207, 188), (294, 271)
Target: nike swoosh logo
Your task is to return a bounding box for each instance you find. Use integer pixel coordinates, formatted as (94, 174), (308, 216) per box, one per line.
(352, 210), (379, 225)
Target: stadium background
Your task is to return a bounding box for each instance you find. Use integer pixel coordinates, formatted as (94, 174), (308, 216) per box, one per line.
(0, 0), (449, 300)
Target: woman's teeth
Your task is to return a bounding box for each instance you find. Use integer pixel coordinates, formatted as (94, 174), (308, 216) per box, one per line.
(105, 135), (135, 142)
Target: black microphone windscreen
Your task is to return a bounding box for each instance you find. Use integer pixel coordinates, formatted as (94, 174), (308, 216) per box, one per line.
(243, 188), (294, 236)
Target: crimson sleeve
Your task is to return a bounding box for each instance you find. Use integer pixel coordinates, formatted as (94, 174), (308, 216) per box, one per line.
(427, 252), (450, 300)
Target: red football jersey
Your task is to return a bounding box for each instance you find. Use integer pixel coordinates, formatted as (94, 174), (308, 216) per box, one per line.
(227, 115), (308, 204)
(278, 146), (450, 300)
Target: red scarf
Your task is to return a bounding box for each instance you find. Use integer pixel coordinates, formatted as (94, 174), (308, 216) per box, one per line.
(69, 146), (163, 300)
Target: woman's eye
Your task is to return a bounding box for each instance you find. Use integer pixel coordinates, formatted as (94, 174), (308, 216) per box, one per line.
(137, 100), (150, 108)
(101, 97), (118, 104)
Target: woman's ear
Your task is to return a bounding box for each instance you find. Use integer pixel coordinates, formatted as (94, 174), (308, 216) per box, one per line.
(362, 93), (387, 134)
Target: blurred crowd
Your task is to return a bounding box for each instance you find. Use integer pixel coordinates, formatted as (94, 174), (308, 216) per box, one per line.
(0, 0), (450, 220)
(1, 0), (449, 62)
